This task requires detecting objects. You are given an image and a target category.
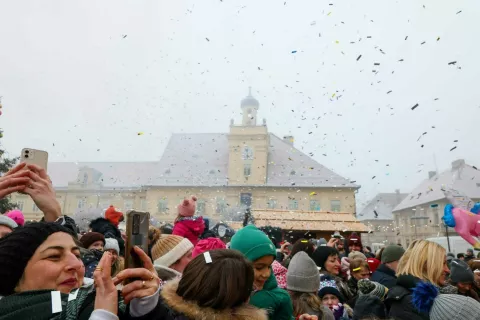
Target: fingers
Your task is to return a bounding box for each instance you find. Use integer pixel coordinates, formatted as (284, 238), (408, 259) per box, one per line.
(123, 288), (155, 304)
(0, 177), (29, 198)
(26, 164), (49, 179)
(114, 267), (154, 282)
(5, 163), (26, 176)
(134, 246), (155, 272)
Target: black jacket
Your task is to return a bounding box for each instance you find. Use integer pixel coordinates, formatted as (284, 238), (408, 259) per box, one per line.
(353, 295), (386, 320)
(385, 274), (430, 320)
(89, 218), (125, 256)
(370, 264), (397, 289)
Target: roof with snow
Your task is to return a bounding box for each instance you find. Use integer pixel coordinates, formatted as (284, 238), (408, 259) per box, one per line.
(393, 159), (480, 212)
(358, 192), (408, 221)
(48, 133), (358, 189)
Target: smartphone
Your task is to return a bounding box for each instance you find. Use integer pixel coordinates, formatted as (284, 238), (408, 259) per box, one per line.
(21, 148), (48, 172)
(125, 210), (150, 271)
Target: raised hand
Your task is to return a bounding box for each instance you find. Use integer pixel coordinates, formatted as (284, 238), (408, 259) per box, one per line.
(0, 163), (29, 198)
(94, 252), (118, 315)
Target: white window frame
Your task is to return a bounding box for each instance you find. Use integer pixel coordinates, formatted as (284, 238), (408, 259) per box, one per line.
(158, 199), (168, 213)
(267, 199), (277, 209)
(310, 200), (321, 211)
(216, 198), (227, 214)
(77, 198), (87, 209)
(330, 200), (341, 212)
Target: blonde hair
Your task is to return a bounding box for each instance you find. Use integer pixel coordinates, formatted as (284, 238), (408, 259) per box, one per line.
(397, 240), (446, 286)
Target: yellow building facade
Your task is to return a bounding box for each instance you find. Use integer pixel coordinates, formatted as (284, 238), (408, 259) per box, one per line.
(12, 91), (360, 229)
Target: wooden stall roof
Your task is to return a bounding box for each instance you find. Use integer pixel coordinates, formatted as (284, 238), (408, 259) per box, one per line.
(227, 209), (369, 232)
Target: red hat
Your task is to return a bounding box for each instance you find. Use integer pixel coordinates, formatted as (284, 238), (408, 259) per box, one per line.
(367, 258), (381, 273)
(105, 206), (123, 226)
(348, 232), (363, 247)
(192, 237), (226, 258)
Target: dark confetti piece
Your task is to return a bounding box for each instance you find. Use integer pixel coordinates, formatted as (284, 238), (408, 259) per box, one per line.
(454, 140), (458, 142)
(374, 62), (380, 65)
(473, 166), (478, 170)
(398, 59), (404, 62)
(405, 36), (408, 40)
(357, 55), (362, 61)
(421, 41), (426, 45)
(457, 10), (462, 14)
(292, 50), (297, 54)
(450, 146), (457, 151)
(437, 37), (441, 41)
(411, 103), (419, 110)
(387, 90), (392, 94)
(206, 38), (210, 41)
(372, 176), (376, 179)
(421, 145), (424, 148)
(122, 35), (127, 38)
(448, 61), (457, 65)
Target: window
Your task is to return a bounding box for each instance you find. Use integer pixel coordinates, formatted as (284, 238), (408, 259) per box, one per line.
(16, 200), (24, 211)
(216, 198), (228, 214)
(330, 200), (341, 212)
(124, 199), (133, 211)
(310, 200), (321, 211)
(77, 198), (87, 209)
(240, 193), (252, 207)
(244, 164), (251, 176)
(140, 198), (147, 211)
(267, 199), (277, 209)
(242, 146), (254, 160)
(157, 199), (168, 213)
(197, 200), (206, 215)
(432, 207), (439, 225)
(288, 199), (299, 210)
(32, 203), (39, 212)
(82, 173), (88, 185)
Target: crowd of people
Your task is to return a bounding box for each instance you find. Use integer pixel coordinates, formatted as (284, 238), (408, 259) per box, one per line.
(1, 162), (480, 320)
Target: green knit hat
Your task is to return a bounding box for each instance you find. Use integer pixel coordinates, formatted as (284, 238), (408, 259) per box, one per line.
(230, 225), (276, 261)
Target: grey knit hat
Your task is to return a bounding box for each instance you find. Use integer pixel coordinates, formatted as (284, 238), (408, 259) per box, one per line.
(381, 244), (405, 263)
(450, 259), (474, 283)
(0, 215), (17, 231)
(413, 281), (480, 320)
(286, 251), (320, 293)
(104, 238), (120, 254)
(358, 279), (388, 300)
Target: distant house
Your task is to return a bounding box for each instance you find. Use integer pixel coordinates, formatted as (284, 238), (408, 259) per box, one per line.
(393, 159), (480, 248)
(12, 90), (364, 237)
(358, 191), (407, 247)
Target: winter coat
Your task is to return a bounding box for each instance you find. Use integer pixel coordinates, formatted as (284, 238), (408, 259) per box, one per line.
(330, 303), (353, 320)
(159, 278), (268, 320)
(172, 216), (205, 246)
(250, 271), (294, 320)
(370, 264), (397, 289)
(81, 249), (103, 278)
(352, 295), (386, 320)
(346, 277), (359, 306)
(154, 265), (182, 290)
(89, 218), (125, 256)
(302, 305), (335, 320)
(272, 260), (287, 289)
(384, 274), (430, 320)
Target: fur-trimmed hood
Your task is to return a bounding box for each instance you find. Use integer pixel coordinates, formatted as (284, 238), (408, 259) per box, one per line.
(160, 279), (268, 320)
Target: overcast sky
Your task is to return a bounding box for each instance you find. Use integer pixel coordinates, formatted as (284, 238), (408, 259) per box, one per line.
(0, 0), (479, 208)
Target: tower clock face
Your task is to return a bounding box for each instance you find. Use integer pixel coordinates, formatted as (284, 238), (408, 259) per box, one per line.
(242, 146), (254, 160)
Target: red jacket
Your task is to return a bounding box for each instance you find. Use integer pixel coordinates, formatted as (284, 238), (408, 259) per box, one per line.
(172, 216), (205, 246)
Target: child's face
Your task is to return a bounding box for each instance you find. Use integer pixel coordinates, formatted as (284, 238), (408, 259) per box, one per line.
(253, 255), (274, 290)
(352, 267), (370, 280)
(322, 294), (340, 309)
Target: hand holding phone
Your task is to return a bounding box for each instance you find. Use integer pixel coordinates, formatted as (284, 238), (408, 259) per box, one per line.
(125, 211), (150, 271)
(21, 148), (48, 172)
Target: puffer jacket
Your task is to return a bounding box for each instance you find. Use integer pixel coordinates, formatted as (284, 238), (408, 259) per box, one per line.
(172, 216), (205, 246)
(81, 249), (103, 278)
(159, 278), (268, 320)
(89, 218), (125, 256)
(384, 274), (429, 320)
(370, 264), (397, 289)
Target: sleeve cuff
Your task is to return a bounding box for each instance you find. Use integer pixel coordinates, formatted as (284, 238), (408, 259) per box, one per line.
(129, 285), (161, 317)
(89, 309), (119, 320)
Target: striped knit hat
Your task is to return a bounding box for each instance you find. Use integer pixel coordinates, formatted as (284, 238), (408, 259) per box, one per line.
(0, 222), (74, 296)
(152, 235), (193, 268)
(358, 279), (388, 300)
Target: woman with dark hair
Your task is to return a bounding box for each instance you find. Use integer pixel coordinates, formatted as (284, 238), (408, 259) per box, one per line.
(159, 249), (267, 319)
(0, 222), (164, 320)
(282, 238), (316, 268)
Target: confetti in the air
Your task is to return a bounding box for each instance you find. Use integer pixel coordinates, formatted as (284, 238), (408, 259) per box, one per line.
(291, 50), (297, 54)
(310, 192), (317, 196)
(137, 132), (144, 136)
(411, 103), (419, 110)
(448, 61), (457, 65)
(356, 55), (362, 61)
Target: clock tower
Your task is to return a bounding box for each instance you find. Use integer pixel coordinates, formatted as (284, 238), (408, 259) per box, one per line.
(228, 89), (269, 186)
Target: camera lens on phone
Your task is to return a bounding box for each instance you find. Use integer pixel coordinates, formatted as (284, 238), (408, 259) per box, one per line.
(24, 154), (29, 158)
(25, 150), (30, 153)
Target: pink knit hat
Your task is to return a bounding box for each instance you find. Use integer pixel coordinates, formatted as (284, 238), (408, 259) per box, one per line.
(178, 196), (197, 217)
(192, 237), (226, 258)
(6, 210), (24, 226)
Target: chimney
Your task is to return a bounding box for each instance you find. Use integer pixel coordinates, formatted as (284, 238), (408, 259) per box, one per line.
(452, 159), (465, 170)
(428, 171), (437, 179)
(283, 135), (294, 146)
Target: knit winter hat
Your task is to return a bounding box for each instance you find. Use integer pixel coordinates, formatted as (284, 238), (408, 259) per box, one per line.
(413, 281), (480, 320)
(152, 234), (193, 267)
(287, 251), (320, 293)
(348, 251), (367, 261)
(312, 246), (339, 270)
(104, 206), (124, 226)
(348, 232), (362, 248)
(381, 244), (405, 263)
(5, 210), (24, 226)
(79, 232), (105, 249)
(318, 238), (327, 246)
(358, 279), (388, 300)
(230, 225), (276, 262)
(0, 215), (17, 230)
(177, 196), (197, 217)
(192, 237), (226, 258)
(318, 275), (345, 303)
(104, 238), (120, 254)
(0, 222), (74, 296)
(450, 259), (474, 283)
(367, 258), (381, 273)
